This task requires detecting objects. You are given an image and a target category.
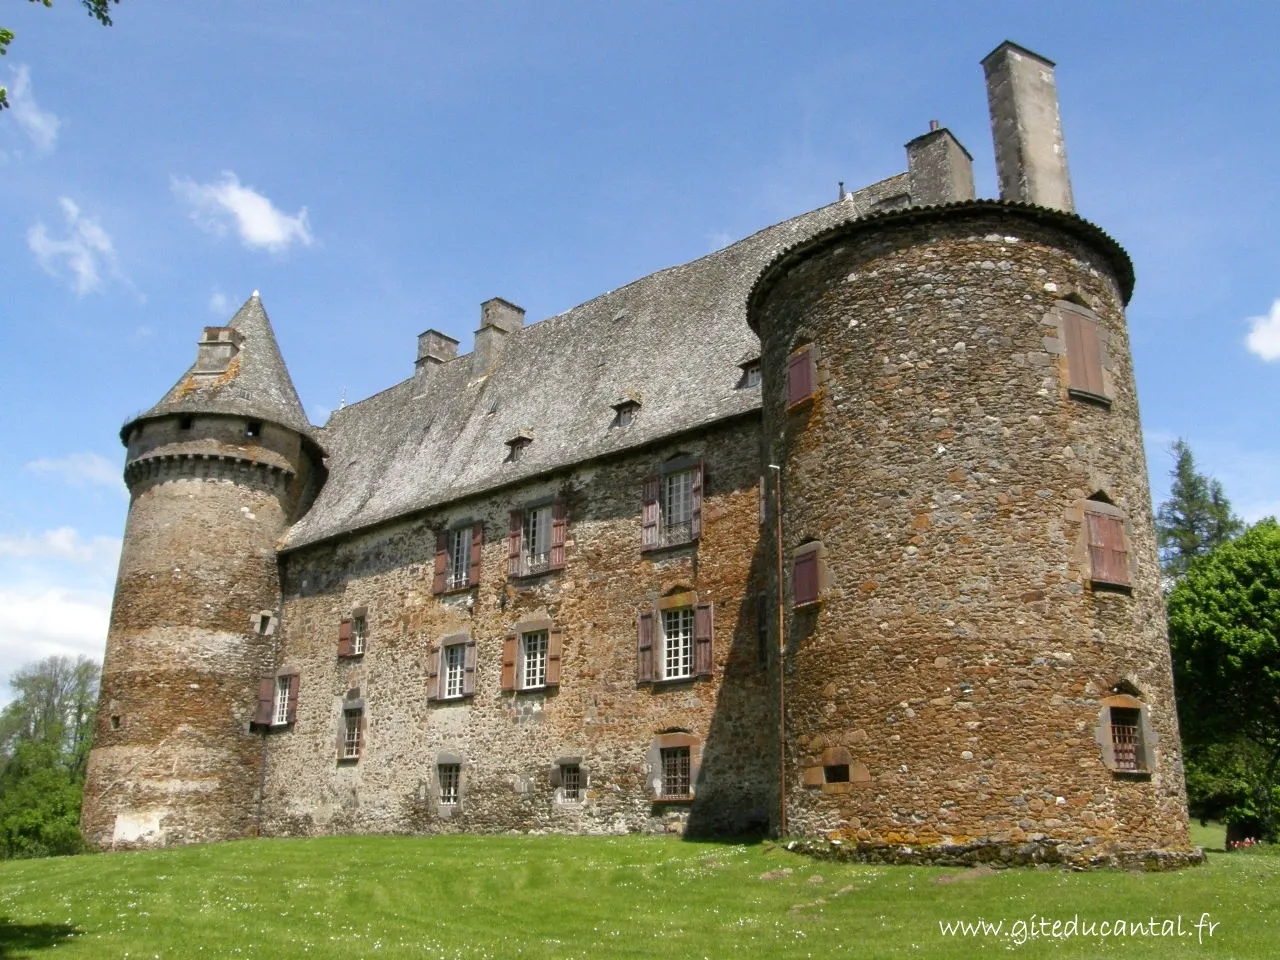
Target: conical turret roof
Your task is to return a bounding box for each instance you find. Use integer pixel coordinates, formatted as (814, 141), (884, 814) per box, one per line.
(128, 293), (318, 443)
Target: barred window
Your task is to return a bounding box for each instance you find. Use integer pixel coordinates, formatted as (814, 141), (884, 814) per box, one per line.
(522, 630), (549, 689)
(342, 709), (362, 760)
(446, 527), (471, 590)
(443, 643), (466, 699)
(561, 763), (582, 801)
(660, 746), (691, 798)
(661, 470), (694, 546)
(438, 764), (460, 805)
(272, 675), (290, 726)
(661, 607), (694, 680)
(351, 614), (368, 656)
(1110, 707), (1142, 772)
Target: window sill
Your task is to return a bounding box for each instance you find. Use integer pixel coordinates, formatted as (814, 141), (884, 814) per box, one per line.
(786, 394), (816, 414)
(1089, 579), (1132, 595)
(1067, 388), (1112, 410)
(337, 652), (365, 660)
(646, 675), (706, 687)
(794, 598), (823, 611)
(1109, 768), (1152, 780)
(337, 756), (360, 765)
(641, 538), (699, 556)
(435, 583), (476, 597)
(653, 794), (694, 804)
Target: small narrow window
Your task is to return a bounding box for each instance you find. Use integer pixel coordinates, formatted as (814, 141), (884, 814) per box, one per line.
(739, 359), (762, 389)
(443, 643), (466, 698)
(438, 764), (461, 805)
(351, 614), (368, 655)
(561, 763), (582, 801)
(245, 420), (262, 438)
(824, 764), (850, 783)
(446, 528), (470, 590)
(660, 746), (691, 799)
(612, 399), (640, 429)
(1110, 707), (1143, 772)
(342, 709), (363, 760)
(178, 415), (194, 431)
(661, 607), (694, 680)
(506, 436), (531, 463)
(110, 715), (121, 730)
(521, 629), (549, 689)
(258, 613), (271, 635)
(273, 676), (291, 726)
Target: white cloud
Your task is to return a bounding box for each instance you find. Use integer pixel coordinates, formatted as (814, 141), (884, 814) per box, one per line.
(27, 197), (120, 295)
(6, 65), (60, 152)
(1245, 299), (1280, 361)
(172, 172), (313, 252)
(27, 452), (125, 494)
(0, 587), (110, 685)
(210, 289), (231, 315)
(0, 528), (122, 568)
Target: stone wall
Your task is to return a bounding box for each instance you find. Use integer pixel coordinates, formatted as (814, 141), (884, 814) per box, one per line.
(750, 206), (1193, 864)
(261, 417), (775, 837)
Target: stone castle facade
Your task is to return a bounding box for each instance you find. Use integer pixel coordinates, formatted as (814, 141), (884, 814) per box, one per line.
(82, 42), (1197, 867)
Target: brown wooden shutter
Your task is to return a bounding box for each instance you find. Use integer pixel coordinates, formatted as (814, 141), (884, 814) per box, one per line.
(433, 531), (447, 594)
(787, 345), (814, 406)
(286, 673), (300, 724)
(758, 476), (767, 526)
(637, 611), (655, 682)
(508, 510), (523, 576)
(694, 601), (714, 678)
(357, 711), (367, 759)
(462, 639), (478, 696)
(501, 632), (517, 691)
(337, 618), (353, 657)
(1086, 510), (1130, 586)
(550, 500), (567, 570)
(794, 549), (819, 605)
(254, 678), (274, 726)
(690, 462), (704, 541)
(1065, 311), (1106, 399)
(546, 626), (563, 687)
(469, 524), (484, 586)
(641, 476), (660, 550)
(426, 640), (441, 701)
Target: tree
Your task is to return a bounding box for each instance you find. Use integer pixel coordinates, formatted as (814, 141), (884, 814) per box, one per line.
(1155, 439), (1243, 581)
(0, 655), (100, 778)
(1168, 518), (1280, 841)
(0, 0), (118, 110)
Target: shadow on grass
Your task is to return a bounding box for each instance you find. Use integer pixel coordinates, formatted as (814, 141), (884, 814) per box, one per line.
(0, 918), (81, 958)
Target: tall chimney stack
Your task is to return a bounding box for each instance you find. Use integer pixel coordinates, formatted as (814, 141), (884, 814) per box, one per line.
(982, 41), (1074, 212)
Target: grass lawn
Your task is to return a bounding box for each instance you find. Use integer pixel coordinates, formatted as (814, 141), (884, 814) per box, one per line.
(0, 825), (1274, 959)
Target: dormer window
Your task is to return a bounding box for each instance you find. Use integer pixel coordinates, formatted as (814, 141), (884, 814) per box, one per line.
(505, 432), (533, 463)
(739, 359), (762, 389)
(178, 415), (194, 431)
(612, 399), (640, 429)
(245, 421), (262, 439)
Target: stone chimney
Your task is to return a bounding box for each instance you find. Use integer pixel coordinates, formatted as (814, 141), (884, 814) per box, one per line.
(194, 326), (244, 375)
(905, 125), (976, 206)
(982, 41), (1074, 212)
(415, 329), (459, 381)
(472, 298), (525, 376)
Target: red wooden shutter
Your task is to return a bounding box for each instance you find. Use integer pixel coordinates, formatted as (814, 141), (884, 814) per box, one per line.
(690, 462), (704, 540)
(433, 531), (447, 594)
(550, 500), (567, 570)
(462, 639), (477, 696)
(1086, 510), (1130, 586)
(469, 524), (484, 587)
(758, 476), (767, 526)
(637, 611), (655, 682)
(794, 549), (819, 605)
(338, 618), (353, 657)
(787, 345), (814, 406)
(546, 626), (563, 687)
(694, 602), (714, 678)
(286, 673), (300, 724)
(501, 632), (517, 691)
(254, 678), (274, 726)
(426, 640), (441, 700)
(641, 476), (660, 550)
(508, 510), (523, 576)
(1065, 311), (1106, 398)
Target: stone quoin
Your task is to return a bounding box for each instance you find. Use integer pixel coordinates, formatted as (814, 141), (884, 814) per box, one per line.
(81, 41), (1197, 868)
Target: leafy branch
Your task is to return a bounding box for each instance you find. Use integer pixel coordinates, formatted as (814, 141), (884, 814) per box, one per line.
(1, 1), (118, 110)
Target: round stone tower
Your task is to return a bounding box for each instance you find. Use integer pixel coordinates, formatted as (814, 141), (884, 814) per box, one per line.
(749, 202), (1195, 867)
(81, 294), (325, 849)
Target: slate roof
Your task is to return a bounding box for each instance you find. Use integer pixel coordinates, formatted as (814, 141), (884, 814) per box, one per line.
(282, 188), (906, 551)
(125, 294), (319, 444)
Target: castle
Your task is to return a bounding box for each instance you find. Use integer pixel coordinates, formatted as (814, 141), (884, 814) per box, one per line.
(82, 42), (1198, 867)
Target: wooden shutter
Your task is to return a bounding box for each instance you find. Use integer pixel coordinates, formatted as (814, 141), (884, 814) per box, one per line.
(641, 476), (660, 550)
(1064, 311), (1106, 399)
(690, 462), (704, 541)
(508, 510), (523, 576)
(426, 640), (441, 701)
(546, 626), (563, 687)
(357, 711), (367, 759)
(550, 501), (567, 570)
(1086, 510), (1130, 586)
(501, 632), (517, 691)
(462, 639), (477, 696)
(468, 524), (484, 586)
(637, 611), (655, 682)
(787, 345), (815, 407)
(337, 618), (353, 657)
(794, 549), (819, 605)
(286, 673), (300, 724)
(694, 602), (714, 678)
(758, 476), (767, 526)
(432, 531), (447, 594)
(335, 713), (346, 759)
(254, 678), (274, 726)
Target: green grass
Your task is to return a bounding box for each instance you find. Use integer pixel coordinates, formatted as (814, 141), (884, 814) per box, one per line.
(0, 831), (1275, 959)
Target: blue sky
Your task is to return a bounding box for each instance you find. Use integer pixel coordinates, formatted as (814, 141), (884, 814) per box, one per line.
(1, 2), (1277, 692)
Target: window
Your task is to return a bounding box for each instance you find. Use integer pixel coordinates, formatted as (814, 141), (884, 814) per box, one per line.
(245, 420), (262, 438)
(438, 764), (460, 805)
(434, 524), (482, 594)
(793, 541), (827, 607)
(254, 610), (277, 636)
(341, 708), (363, 760)
(1110, 708), (1142, 771)
(110, 714), (121, 730)
(739, 359), (762, 389)
(1098, 693), (1151, 774)
(1083, 497), (1130, 588)
(637, 598), (713, 683)
(508, 502), (566, 577)
(254, 669), (299, 728)
(178, 415), (193, 430)
(338, 610), (368, 657)
(429, 635), (477, 700)
(641, 459), (703, 550)
(351, 614), (368, 655)
(272, 676), (291, 726)
(786, 344), (817, 408)
(612, 399), (639, 429)
(506, 435), (531, 462)
(660, 747), (691, 799)
(1058, 301), (1111, 405)
(502, 621), (563, 691)
(560, 763), (582, 801)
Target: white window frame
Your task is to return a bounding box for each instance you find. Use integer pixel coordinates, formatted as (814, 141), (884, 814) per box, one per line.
(661, 469), (694, 546)
(272, 675), (290, 726)
(443, 643), (466, 699)
(661, 607), (694, 680)
(522, 504), (553, 576)
(342, 709), (362, 760)
(446, 526), (471, 590)
(741, 360), (761, 388)
(351, 614), (368, 656)
(521, 629), (549, 690)
(438, 763), (460, 805)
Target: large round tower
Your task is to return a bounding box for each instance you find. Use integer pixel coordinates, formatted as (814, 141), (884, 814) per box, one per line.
(81, 294), (324, 848)
(749, 201), (1194, 868)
